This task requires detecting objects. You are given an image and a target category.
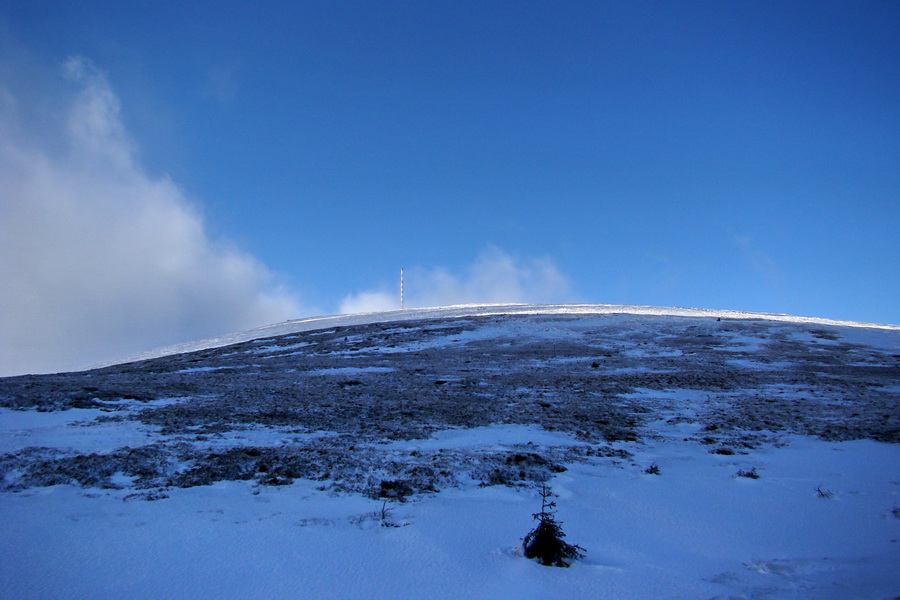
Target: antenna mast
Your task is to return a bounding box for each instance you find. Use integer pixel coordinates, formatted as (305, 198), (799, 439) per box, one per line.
(400, 267), (404, 309)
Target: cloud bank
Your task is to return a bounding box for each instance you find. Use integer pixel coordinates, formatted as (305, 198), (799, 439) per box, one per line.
(0, 57), (302, 376)
(339, 247), (574, 314)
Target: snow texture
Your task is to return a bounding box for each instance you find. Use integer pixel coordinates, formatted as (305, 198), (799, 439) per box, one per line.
(1, 305), (898, 599)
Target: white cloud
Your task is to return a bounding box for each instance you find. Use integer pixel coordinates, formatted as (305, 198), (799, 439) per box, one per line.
(0, 57), (304, 376)
(339, 247), (574, 314)
(339, 290), (399, 314)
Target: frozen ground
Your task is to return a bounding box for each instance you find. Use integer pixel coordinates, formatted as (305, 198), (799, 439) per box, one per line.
(106, 303), (899, 367)
(1, 306), (898, 599)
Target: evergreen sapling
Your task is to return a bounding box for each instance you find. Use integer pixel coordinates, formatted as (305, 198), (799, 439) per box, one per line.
(522, 484), (586, 567)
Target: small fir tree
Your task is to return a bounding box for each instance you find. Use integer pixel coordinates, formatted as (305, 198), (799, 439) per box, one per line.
(522, 484), (586, 567)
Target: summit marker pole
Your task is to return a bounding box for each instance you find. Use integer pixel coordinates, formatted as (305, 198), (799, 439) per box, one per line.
(400, 267), (404, 309)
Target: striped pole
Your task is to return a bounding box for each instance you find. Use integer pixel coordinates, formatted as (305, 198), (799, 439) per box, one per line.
(400, 267), (404, 309)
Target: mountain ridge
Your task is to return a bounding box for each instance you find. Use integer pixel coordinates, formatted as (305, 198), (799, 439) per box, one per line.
(107, 302), (900, 370)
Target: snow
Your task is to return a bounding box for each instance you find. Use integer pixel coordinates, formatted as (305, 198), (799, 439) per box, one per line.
(185, 426), (342, 451)
(380, 424), (589, 451)
(0, 405), (168, 454)
(3, 306), (898, 598)
(105, 303), (899, 367)
(307, 366), (396, 376)
(250, 341), (314, 355)
(175, 365), (247, 374)
(1, 427), (897, 599)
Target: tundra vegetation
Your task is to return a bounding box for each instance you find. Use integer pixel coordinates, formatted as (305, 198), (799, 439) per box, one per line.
(1, 314), (897, 497)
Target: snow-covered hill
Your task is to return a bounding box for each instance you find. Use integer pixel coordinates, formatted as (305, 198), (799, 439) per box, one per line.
(110, 303), (900, 366)
(1, 306), (898, 599)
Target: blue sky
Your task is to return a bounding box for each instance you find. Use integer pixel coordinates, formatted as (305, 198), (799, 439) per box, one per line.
(1, 1), (898, 374)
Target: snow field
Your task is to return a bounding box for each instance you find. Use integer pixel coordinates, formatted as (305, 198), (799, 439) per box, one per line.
(3, 307), (898, 599)
(1, 425), (897, 600)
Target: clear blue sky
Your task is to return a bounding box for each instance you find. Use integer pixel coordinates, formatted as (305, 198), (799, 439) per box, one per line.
(1, 1), (898, 374)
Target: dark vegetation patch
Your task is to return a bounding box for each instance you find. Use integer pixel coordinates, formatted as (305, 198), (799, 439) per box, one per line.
(482, 452), (567, 487)
(736, 467), (760, 479)
(1, 441), (605, 498)
(1, 444), (179, 490)
(644, 463), (661, 475)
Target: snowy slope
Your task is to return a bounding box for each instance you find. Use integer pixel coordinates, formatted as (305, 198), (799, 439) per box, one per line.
(108, 303), (900, 367)
(1, 307), (898, 599)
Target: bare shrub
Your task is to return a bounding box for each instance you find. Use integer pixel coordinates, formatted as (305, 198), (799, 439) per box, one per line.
(815, 485), (833, 499)
(736, 467), (760, 479)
